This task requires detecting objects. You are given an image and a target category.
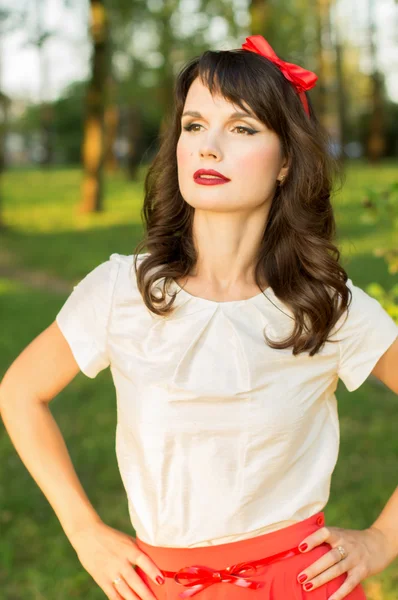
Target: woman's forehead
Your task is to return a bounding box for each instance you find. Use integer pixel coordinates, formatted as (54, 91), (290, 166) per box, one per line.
(183, 78), (252, 116)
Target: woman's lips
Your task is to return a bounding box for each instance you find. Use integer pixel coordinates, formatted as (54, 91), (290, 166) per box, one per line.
(193, 176), (230, 186)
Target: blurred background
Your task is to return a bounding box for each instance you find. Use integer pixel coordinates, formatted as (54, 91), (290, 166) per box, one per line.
(0, 1), (397, 598)
(0, 0), (398, 179)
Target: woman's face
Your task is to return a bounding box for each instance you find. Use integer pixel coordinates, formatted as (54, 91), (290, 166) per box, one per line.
(176, 77), (287, 212)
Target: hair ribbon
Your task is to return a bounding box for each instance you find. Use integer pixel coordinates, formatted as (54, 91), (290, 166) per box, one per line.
(241, 35), (318, 117)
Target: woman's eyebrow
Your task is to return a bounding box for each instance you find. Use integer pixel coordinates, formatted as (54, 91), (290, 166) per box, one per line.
(181, 110), (258, 121)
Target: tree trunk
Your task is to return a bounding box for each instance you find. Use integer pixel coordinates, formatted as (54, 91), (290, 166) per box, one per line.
(126, 105), (143, 181)
(0, 97), (6, 230)
(80, 0), (109, 213)
(366, 0), (386, 162)
(39, 101), (53, 166)
(314, 0), (330, 127)
(104, 75), (119, 173)
(334, 27), (349, 162)
(35, 0), (53, 166)
(157, 1), (177, 137)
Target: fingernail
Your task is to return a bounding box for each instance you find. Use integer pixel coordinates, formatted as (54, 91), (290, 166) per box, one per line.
(299, 543), (308, 552)
(304, 582), (313, 590)
(156, 575), (165, 585)
(298, 574), (308, 583)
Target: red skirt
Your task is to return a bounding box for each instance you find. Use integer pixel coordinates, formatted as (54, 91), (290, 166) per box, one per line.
(134, 511), (367, 599)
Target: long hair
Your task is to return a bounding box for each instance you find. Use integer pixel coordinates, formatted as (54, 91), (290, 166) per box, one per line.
(133, 46), (351, 357)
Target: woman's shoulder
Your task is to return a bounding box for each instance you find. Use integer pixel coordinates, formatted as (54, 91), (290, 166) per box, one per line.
(110, 251), (149, 275)
(109, 251), (149, 267)
(108, 252), (152, 302)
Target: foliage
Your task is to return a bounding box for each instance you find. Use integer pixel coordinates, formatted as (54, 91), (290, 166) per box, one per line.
(52, 81), (86, 164)
(361, 180), (398, 322)
(358, 101), (398, 159)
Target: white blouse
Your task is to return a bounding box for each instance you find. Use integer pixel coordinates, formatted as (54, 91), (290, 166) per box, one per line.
(56, 252), (398, 548)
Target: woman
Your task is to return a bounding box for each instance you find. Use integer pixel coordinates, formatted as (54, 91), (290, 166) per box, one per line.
(1, 36), (398, 600)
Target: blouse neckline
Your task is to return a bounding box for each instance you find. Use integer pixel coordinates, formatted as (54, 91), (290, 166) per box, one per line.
(172, 278), (272, 306)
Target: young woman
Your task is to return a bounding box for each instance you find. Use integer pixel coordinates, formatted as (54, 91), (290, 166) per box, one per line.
(1, 36), (398, 600)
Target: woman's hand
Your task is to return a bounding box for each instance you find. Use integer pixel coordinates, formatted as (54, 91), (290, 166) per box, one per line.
(69, 520), (165, 600)
(296, 524), (392, 599)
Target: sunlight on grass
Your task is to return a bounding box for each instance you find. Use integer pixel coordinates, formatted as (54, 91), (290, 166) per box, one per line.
(3, 169), (144, 233)
(339, 229), (397, 255)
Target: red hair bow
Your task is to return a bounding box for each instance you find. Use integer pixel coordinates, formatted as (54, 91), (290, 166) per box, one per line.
(241, 35), (318, 117)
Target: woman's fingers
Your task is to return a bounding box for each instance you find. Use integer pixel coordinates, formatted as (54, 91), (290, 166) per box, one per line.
(107, 573), (143, 600)
(119, 560), (159, 600)
(103, 582), (131, 600)
(70, 522), (164, 600)
(132, 549), (166, 587)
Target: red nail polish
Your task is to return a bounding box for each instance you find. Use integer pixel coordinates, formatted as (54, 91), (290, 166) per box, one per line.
(304, 582), (313, 590)
(299, 543), (308, 552)
(156, 575), (165, 585)
(298, 574), (308, 583)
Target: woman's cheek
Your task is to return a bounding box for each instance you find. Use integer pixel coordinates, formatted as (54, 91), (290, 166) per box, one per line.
(176, 140), (190, 169)
(176, 143), (191, 191)
(239, 147), (279, 184)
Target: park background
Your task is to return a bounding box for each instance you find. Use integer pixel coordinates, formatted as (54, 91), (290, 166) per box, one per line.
(0, 0), (397, 598)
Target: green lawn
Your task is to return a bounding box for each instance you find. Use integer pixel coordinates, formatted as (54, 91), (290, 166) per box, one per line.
(0, 162), (397, 599)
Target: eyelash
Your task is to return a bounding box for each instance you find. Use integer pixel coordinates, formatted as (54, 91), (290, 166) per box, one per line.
(183, 123), (257, 136)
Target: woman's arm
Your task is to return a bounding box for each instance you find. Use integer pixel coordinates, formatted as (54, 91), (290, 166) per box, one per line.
(0, 399), (103, 538)
(1, 321), (165, 599)
(371, 335), (398, 394)
(368, 486), (398, 564)
(0, 320), (102, 540)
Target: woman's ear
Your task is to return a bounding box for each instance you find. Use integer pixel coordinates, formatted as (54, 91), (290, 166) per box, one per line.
(279, 155), (291, 179)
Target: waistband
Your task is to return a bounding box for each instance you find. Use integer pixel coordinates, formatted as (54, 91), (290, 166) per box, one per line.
(135, 511), (327, 598)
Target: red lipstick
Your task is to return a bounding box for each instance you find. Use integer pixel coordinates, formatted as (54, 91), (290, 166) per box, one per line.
(193, 169), (231, 185)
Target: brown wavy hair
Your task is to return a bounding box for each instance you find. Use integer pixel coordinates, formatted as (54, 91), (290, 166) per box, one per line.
(133, 45), (351, 357)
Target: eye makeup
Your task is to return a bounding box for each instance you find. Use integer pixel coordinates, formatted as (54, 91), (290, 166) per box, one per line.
(182, 123), (259, 135)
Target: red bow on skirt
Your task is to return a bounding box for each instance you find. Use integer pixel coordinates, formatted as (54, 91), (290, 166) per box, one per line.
(161, 545), (302, 598)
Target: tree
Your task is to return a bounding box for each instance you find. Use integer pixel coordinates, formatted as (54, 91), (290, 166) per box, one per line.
(22, 0), (58, 165)
(333, 11), (349, 161)
(79, 0), (110, 213)
(366, 0), (386, 162)
(0, 3), (26, 229)
(314, 0), (330, 126)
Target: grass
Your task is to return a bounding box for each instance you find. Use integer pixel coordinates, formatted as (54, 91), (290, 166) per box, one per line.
(0, 160), (397, 599)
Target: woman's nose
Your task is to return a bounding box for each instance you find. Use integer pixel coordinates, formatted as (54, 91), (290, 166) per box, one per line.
(200, 143), (221, 159)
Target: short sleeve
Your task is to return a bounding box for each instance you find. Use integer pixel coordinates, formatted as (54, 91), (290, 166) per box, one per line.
(336, 278), (398, 392)
(55, 254), (121, 378)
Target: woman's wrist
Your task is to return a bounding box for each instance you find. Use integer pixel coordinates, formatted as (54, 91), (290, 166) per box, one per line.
(366, 524), (398, 565)
(61, 506), (104, 543)
(367, 486), (398, 565)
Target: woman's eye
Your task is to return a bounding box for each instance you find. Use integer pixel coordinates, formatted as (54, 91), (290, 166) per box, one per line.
(183, 123), (202, 132)
(234, 126), (256, 135)
(183, 123), (256, 135)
